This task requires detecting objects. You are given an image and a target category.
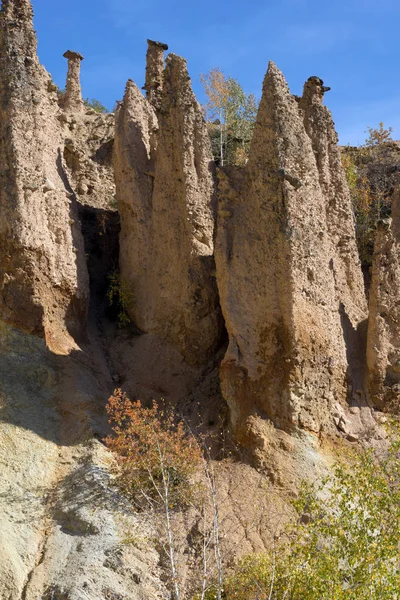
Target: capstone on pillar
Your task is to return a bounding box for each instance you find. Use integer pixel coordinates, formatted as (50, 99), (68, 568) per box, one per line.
(63, 50), (84, 112)
(143, 39), (168, 110)
(301, 76), (331, 106)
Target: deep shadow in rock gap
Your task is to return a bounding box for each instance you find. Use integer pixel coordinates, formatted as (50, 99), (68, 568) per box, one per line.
(0, 191), (233, 453)
(339, 303), (369, 408)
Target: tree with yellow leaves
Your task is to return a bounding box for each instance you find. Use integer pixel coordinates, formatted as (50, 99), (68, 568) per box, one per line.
(200, 68), (258, 166)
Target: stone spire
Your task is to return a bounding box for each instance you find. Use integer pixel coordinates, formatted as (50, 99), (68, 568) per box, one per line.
(367, 191), (400, 409)
(114, 54), (220, 365)
(0, 1), (88, 345)
(215, 62), (350, 446)
(63, 50), (84, 112)
(144, 39), (168, 110)
(299, 76), (367, 331)
(301, 76), (331, 106)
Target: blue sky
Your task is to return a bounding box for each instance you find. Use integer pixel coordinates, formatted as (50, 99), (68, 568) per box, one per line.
(33, 0), (400, 145)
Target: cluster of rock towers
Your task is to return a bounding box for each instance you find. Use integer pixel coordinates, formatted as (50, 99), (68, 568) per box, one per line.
(0, 0), (399, 450)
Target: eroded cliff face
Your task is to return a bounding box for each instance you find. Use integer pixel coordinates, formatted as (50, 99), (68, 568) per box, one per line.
(367, 193), (400, 409)
(0, 3), (164, 599)
(115, 50), (221, 366)
(215, 63), (359, 447)
(0, 0), (89, 349)
(0, 1), (392, 597)
(299, 77), (367, 330)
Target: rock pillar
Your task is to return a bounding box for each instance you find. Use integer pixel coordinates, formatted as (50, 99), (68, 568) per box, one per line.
(114, 54), (221, 365)
(0, 1), (89, 347)
(63, 50), (84, 112)
(144, 39), (168, 110)
(215, 63), (351, 444)
(299, 76), (367, 328)
(367, 191), (400, 408)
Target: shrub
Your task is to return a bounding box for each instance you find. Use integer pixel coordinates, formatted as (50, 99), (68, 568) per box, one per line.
(84, 97), (109, 113)
(342, 123), (399, 271)
(107, 271), (133, 327)
(224, 428), (400, 599)
(105, 390), (206, 599)
(105, 390), (203, 509)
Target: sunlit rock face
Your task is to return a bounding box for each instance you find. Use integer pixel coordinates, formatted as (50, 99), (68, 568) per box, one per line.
(215, 63), (366, 446)
(0, 0), (89, 348)
(367, 191), (400, 409)
(115, 53), (221, 366)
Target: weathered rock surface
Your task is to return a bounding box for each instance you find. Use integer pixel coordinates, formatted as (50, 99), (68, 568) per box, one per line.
(0, 2), (385, 596)
(61, 108), (116, 211)
(0, 321), (166, 600)
(0, 0), (89, 347)
(115, 53), (221, 365)
(144, 39), (169, 110)
(299, 77), (367, 328)
(63, 50), (84, 113)
(0, 3), (165, 599)
(215, 63), (362, 446)
(367, 196), (400, 408)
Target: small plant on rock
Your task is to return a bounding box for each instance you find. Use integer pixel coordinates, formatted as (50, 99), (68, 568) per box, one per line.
(107, 271), (133, 327)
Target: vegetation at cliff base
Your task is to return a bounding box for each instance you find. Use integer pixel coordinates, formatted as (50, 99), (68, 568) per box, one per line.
(223, 428), (400, 599)
(105, 390), (203, 509)
(105, 387), (400, 600)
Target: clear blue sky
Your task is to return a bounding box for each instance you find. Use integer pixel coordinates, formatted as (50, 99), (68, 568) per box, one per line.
(33, 0), (400, 145)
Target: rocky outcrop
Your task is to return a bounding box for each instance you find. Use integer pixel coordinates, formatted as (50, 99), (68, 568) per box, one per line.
(114, 53), (221, 365)
(144, 39), (169, 110)
(60, 50), (116, 213)
(0, 321), (166, 600)
(0, 0), (89, 347)
(299, 77), (367, 328)
(367, 194), (400, 409)
(63, 50), (84, 113)
(61, 105), (116, 211)
(0, 6), (166, 598)
(215, 63), (362, 445)
(0, 3), (385, 595)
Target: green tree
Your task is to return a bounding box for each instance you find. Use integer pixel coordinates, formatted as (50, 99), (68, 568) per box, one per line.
(200, 68), (258, 166)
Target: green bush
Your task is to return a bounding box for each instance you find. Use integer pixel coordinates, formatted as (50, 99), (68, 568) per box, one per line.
(342, 123), (398, 271)
(224, 428), (400, 599)
(83, 97), (109, 113)
(107, 270), (133, 327)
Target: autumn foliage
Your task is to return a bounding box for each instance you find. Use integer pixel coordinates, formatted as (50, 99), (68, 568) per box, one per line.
(200, 67), (258, 166)
(105, 389), (203, 510)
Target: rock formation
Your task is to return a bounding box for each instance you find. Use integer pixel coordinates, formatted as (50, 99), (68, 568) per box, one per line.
(299, 77), (367, 329)
(63, 50), (84, 112)
(144, 39), (169, 109)
(0, 0), (89, 347)
(367, 193), (400, 409)
(0, 1), (387, 596)
(114, 51), (221, 366)
(0, 3), (166, 599)
(215, 63), (365, 445)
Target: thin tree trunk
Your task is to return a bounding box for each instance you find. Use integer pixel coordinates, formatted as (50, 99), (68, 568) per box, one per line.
(220, 108), (224, 166)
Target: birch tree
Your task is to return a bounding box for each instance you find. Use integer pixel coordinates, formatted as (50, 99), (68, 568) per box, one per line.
(200, 68), (258, 166)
